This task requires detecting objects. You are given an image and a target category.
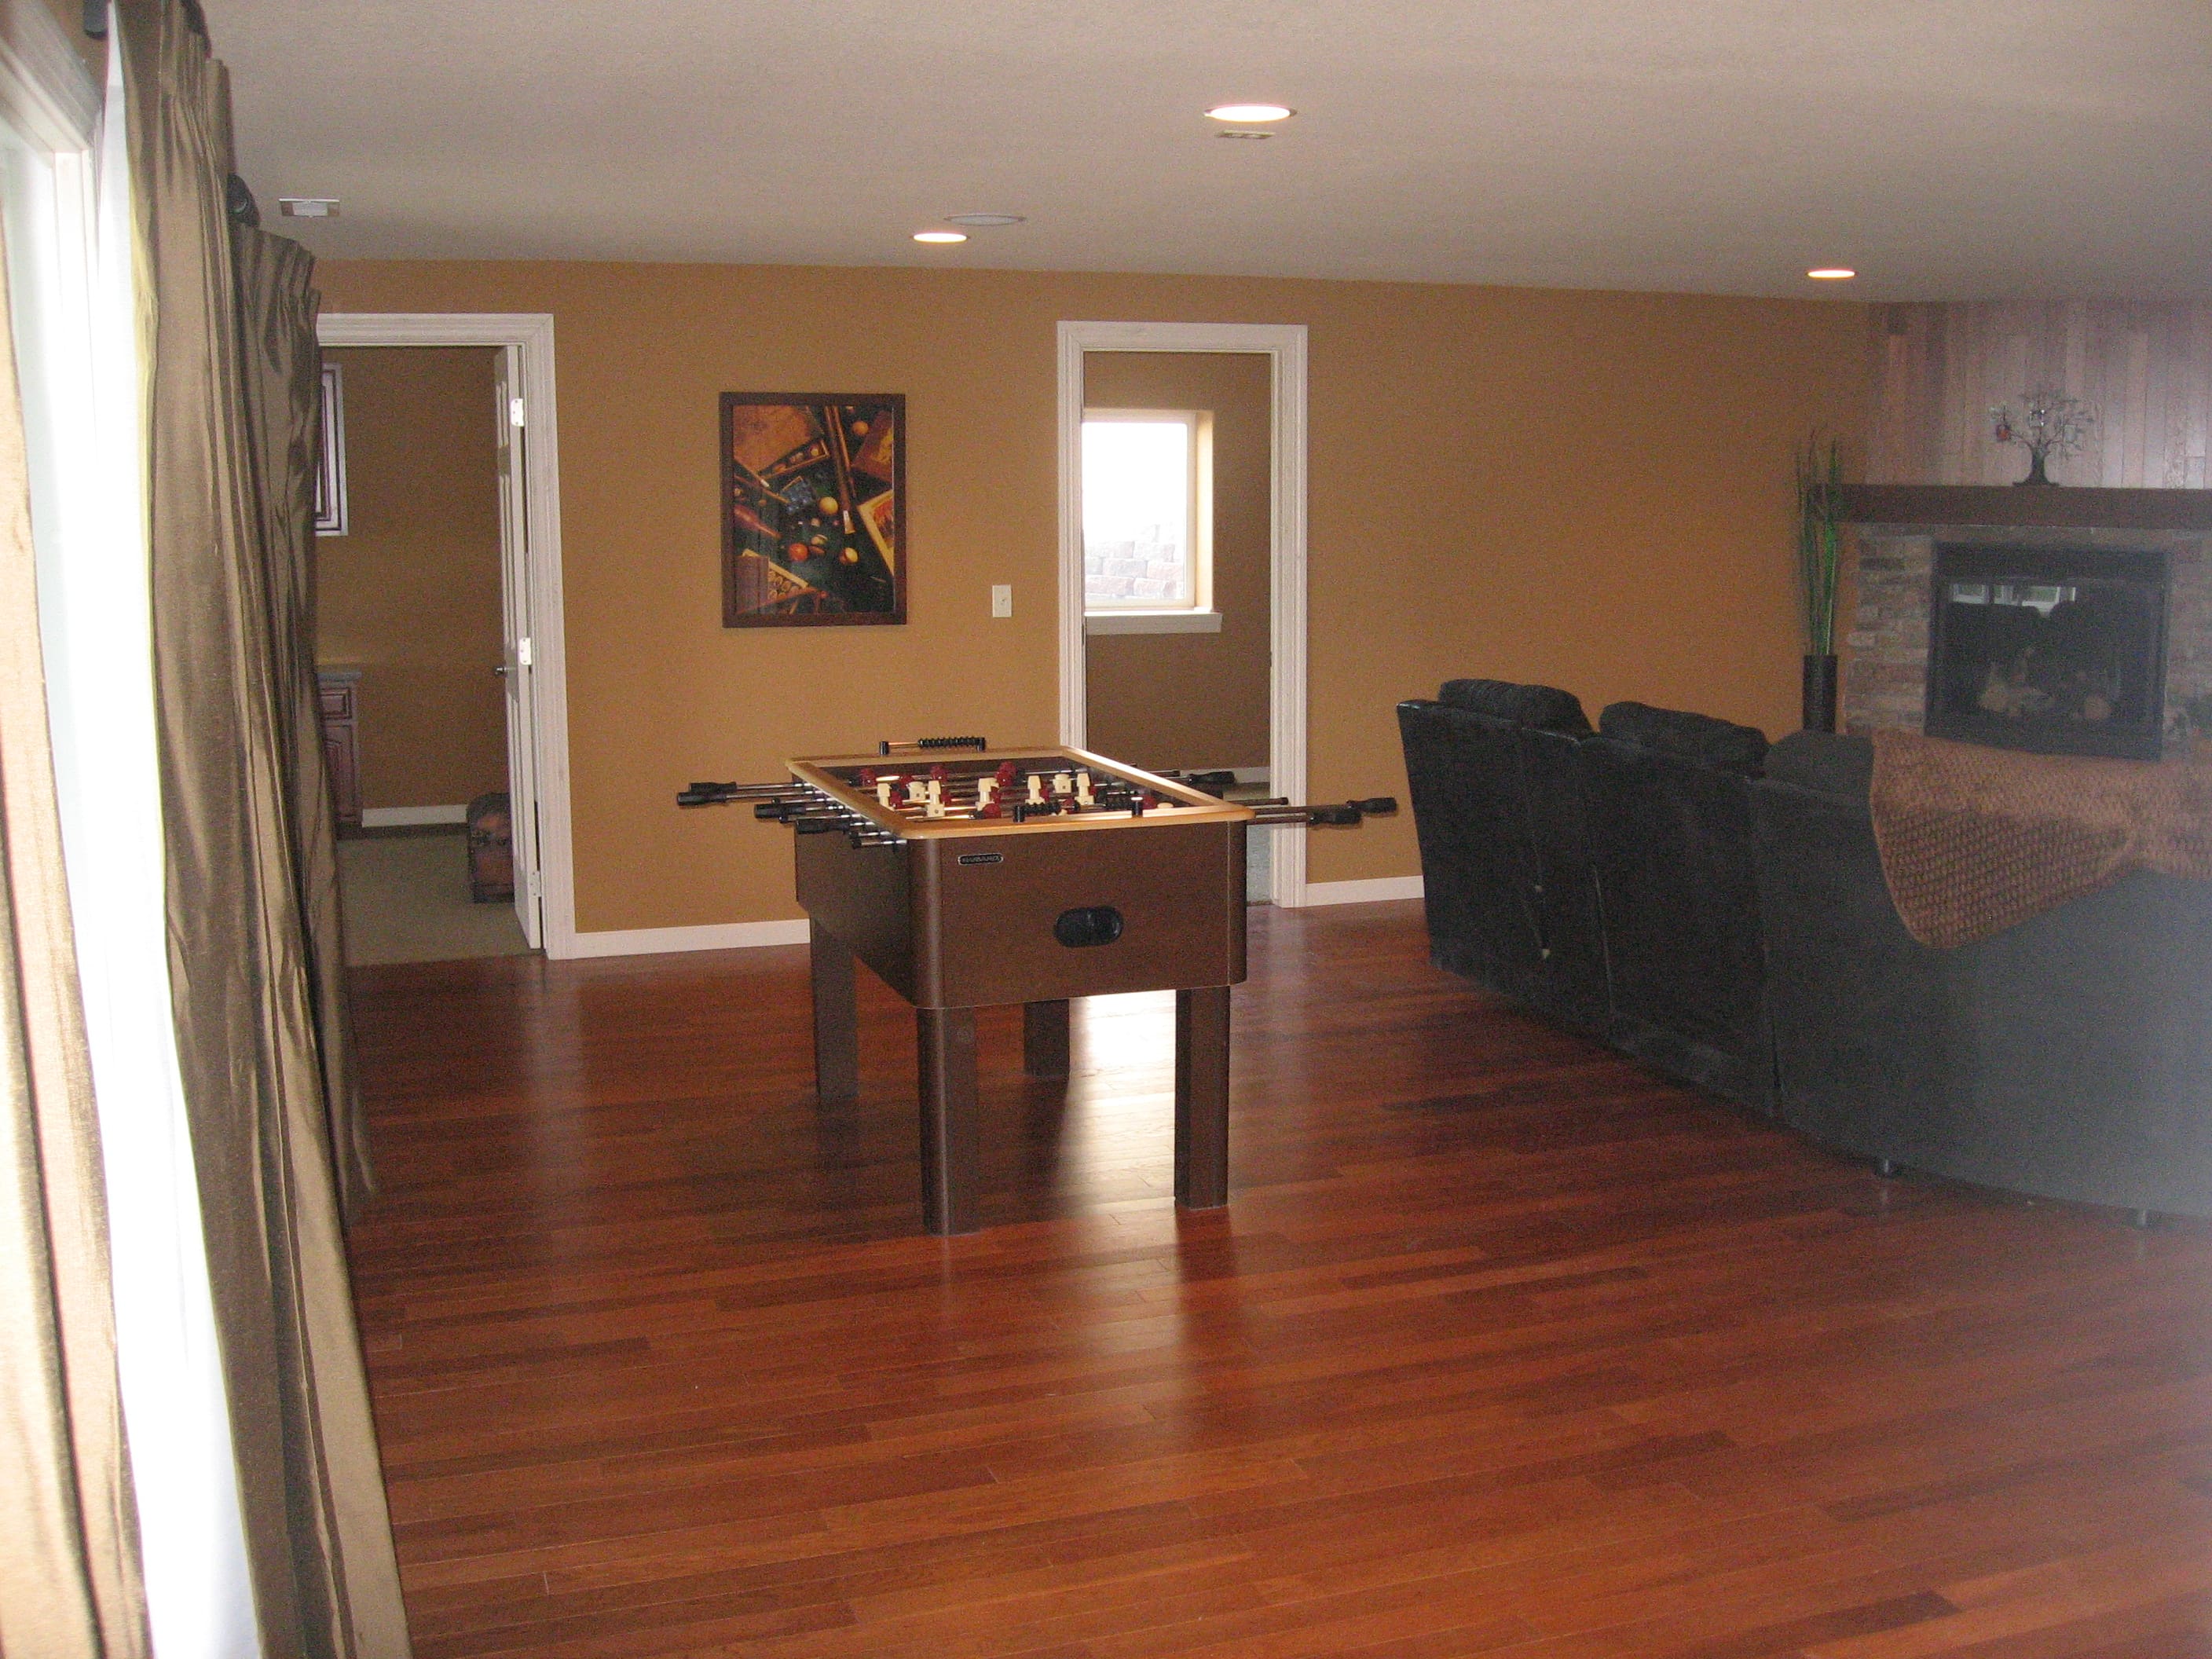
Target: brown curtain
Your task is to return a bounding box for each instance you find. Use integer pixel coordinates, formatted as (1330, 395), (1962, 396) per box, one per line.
(120, 1), (408, 1654)
(235, 215), (373, 1218)
(0, 225), (152, 1654)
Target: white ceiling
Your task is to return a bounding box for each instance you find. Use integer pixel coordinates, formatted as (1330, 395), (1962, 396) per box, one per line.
(211, 1), (2212, 301)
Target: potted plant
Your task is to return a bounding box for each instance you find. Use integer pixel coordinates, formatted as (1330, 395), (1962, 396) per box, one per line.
(1795, 433), (1844, 731)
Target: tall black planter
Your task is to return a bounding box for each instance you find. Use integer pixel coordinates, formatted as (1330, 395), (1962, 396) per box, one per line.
(1802, 653), (1840, 733)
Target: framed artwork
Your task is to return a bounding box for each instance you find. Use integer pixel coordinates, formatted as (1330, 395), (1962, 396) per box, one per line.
(721, 393), (905, 625)
(314, 361), (349, 536)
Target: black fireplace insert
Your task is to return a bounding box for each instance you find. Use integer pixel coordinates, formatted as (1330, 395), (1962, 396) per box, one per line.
(1925, 544), (2168, 760)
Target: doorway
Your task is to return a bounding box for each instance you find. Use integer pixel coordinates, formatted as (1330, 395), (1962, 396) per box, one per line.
(317, 344), (526, 962)
(1056, 321), (1310, 905)
(316, 312), (577, 958)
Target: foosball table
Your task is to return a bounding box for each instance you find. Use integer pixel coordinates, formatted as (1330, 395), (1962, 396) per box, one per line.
(679, 740), (1393, 1233)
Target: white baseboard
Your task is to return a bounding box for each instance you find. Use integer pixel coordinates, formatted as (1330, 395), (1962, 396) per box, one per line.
(561, 881), (1419, 958)
(562, 919), (811, 958)
(1300, 875), (1425, 906)
(360, 804), (468, 828)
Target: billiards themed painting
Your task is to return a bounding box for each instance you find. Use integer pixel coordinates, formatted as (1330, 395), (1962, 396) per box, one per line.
(720, 393), (905, 626)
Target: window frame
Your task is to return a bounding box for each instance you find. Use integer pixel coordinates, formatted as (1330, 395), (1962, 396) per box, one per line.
(1079, 405), (1219, 632)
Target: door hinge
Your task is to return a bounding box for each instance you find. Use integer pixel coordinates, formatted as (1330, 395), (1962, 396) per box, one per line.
(508, 397), (526, 429)
(516, 635), (534, 667)
(528, 871), (543, 898)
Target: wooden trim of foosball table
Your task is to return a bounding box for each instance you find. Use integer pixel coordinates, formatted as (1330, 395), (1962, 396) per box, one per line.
(785, 745), (1254, 839)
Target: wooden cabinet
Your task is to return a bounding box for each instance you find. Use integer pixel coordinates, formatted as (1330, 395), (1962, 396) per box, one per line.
(318, 668), (362, 830)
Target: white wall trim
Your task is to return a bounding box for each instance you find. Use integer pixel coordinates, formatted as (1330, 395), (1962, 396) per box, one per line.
(1085, 609), (1222, 635)
(359, 804), (467, 828)
(1057, 320), (1310, 906)
(1302, 875), (1425, 906)
(566, 919), (811, 958)
(0, 0), (98, 152)
(315, 313), (581, 958)
(560, 881), (1417, 955)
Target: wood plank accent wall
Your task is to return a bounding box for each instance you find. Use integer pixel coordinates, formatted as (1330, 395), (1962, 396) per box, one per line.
(1868, 302), (2212, 489)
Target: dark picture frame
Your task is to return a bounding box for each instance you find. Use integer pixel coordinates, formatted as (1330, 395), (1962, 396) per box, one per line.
(314, 361), (348, 536)
(721, 393), (906, 626)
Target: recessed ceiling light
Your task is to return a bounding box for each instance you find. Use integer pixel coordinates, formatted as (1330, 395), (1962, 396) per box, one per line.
(1206, 103), (1294, 123)
(1807, 267), (1856, 280)
(943, 213), (1024, 229)
(278, 197), (339, 218)
(1215, 130), (1274, 141)
(913, 230), (969, 244)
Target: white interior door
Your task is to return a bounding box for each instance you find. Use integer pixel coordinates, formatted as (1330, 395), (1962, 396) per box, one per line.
(493, 346), (543, 947)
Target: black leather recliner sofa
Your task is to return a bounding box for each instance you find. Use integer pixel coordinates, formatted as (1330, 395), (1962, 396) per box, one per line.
(1396, 683), (1772, 1111)
(1400, 681), (2212, 1218)
(1396, 679), (1605, 1033)
(1753, 731), (2212, 1218)
(1580, 702), (1772, 1111)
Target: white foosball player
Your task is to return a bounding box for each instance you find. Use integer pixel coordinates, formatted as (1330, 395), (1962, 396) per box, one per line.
(1073, 771), (1094, 808)
(1026, 772), (1047, 807)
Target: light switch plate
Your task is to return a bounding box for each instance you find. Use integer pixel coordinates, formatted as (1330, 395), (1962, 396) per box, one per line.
(991, 584), (1013, 618)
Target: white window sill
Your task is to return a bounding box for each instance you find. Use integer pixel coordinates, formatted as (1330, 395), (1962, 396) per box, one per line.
(1085, 610), (1222, 635)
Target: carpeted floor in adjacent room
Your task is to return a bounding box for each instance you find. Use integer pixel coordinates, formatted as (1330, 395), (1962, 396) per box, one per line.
(337, 829), (531, 965)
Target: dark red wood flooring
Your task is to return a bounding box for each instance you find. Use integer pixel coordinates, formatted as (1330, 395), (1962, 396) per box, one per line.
(346, 900), (2212, 1658)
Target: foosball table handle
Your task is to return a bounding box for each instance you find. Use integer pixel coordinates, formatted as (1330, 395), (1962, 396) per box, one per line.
(1249, 796), (1400, 828)
(879, 735), (988, 755)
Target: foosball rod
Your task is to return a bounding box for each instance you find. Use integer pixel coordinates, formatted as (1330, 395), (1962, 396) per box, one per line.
(676, 780), (816, 808)
(877, 735), (989, 755)
(1250, 797), (1399, 827)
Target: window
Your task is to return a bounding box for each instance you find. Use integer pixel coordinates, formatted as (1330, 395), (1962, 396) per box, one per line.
(1082, 408), (1219, 633)
(1, 21), (258, 1650)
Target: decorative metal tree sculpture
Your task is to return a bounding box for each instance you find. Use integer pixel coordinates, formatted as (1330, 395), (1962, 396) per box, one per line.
(1990, 387), (2097, 485)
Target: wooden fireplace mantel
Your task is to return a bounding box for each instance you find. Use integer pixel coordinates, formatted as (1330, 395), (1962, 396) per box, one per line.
(1837, 484), (2212, 533)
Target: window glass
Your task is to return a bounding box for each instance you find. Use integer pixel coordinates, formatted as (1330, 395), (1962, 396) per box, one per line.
(1083, 413), (1195, 609)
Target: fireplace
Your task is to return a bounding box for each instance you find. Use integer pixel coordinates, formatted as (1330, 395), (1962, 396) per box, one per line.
(1925, 544), (2169, 760)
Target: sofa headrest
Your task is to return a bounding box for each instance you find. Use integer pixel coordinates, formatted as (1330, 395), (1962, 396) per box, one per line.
(1597, 702), (1769, 775)
(1762, 731), (1873, 798)
(1437, 679), (1592, 734)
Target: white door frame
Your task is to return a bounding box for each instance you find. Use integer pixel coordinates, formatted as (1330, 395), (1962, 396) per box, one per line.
(1057, 320), (1311, 906)
(315, 312), (580, 958)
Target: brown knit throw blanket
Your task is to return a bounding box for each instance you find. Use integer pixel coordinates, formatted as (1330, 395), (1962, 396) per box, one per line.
(1869, 731), (2212, 949)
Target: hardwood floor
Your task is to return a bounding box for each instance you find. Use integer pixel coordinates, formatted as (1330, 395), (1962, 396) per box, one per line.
(346, 900), (2212, 1658)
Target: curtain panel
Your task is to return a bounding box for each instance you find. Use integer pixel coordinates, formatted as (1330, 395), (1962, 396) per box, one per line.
(119, 1), (407, 1654)
(0, 219), (152, 1659)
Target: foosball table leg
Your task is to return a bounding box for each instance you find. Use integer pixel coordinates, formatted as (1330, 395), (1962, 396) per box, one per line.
(809, 921), (859, 1102)
(1174, 987), (1231, 1209)
(917, 1006), (980, 1235)
(1023, 998), (1071, 1079)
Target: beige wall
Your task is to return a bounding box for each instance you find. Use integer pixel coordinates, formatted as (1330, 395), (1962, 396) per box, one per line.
(316, 261), (1868, 931)
(317, 346), (508, 811)
(1083, 351), (1271, 773)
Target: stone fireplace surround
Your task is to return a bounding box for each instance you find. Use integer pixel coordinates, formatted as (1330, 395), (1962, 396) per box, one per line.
(1839, 487), (2212, 751)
